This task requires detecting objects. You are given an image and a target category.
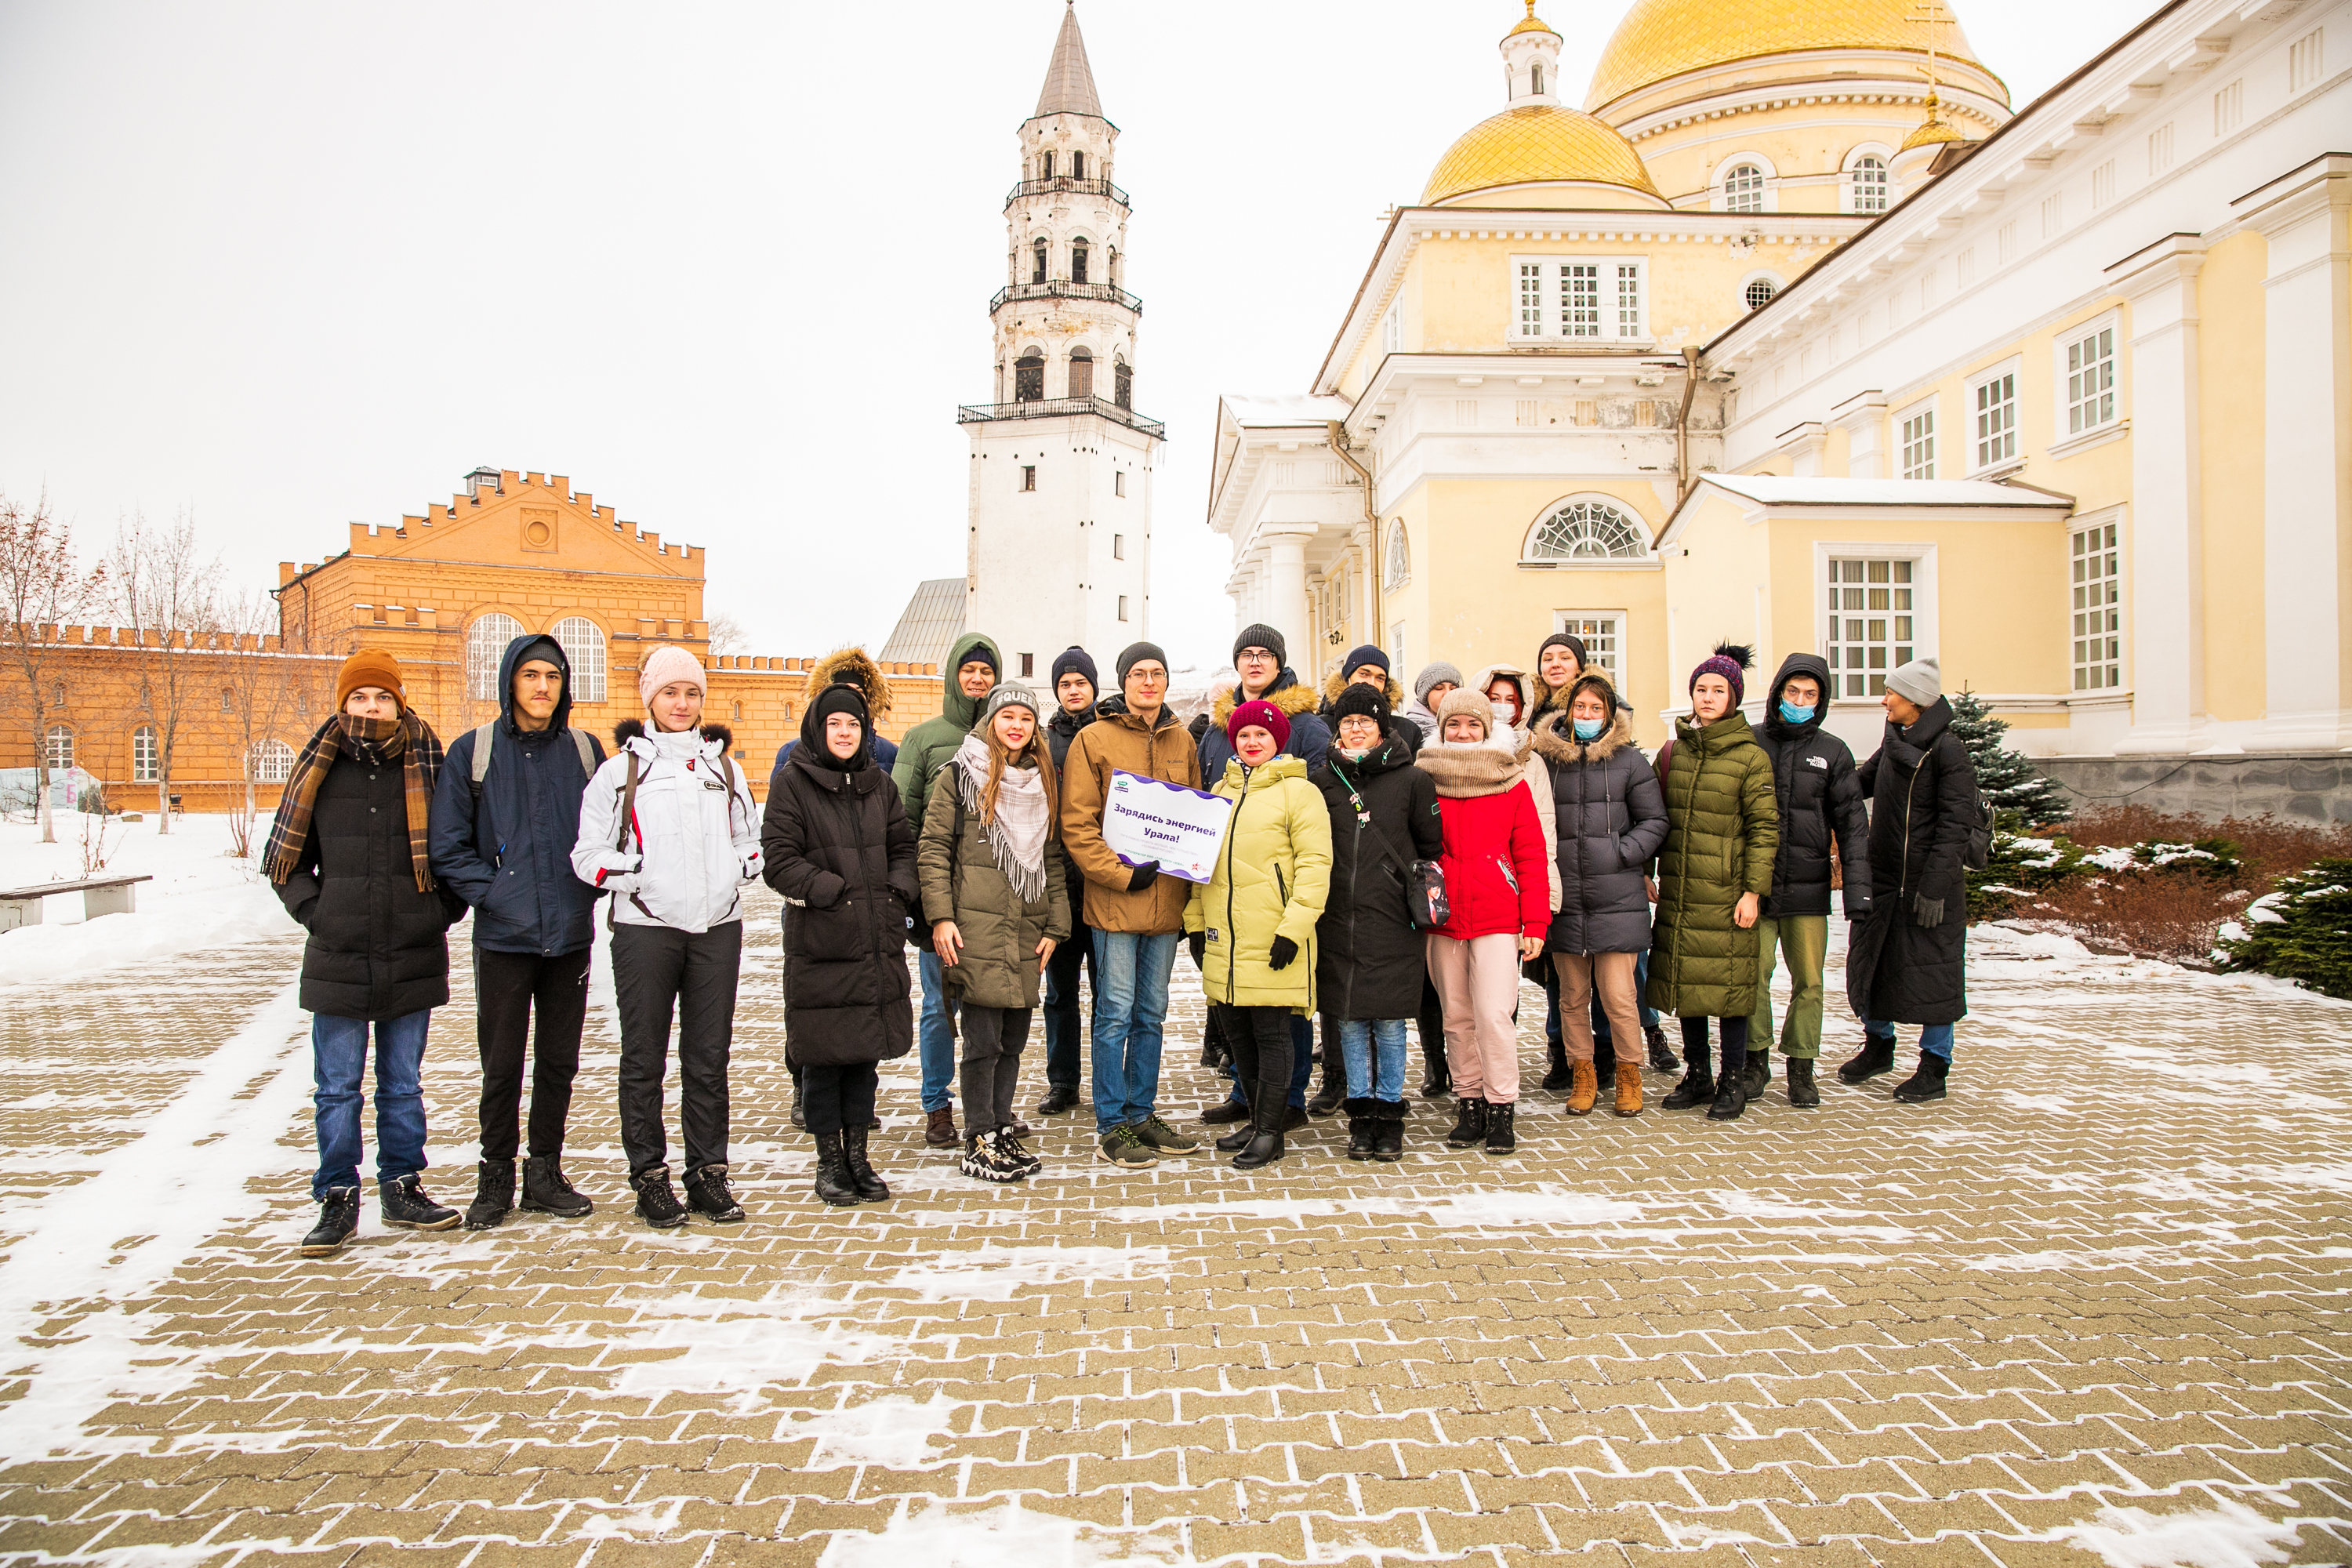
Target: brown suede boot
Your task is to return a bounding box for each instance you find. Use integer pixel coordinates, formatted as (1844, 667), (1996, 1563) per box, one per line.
(1612, 1061), (1644, 1117)
(925, 1106), (959, 1147)
(1566, 1061), (1599, 1116)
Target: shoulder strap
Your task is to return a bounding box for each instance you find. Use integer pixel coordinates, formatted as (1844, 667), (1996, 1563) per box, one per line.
(469, 723), (495, 794)
(1334, 760), (1421, 881)
(616, 751), (639, 851)
(572, 728), (595, 775)
(1653, 737), (1674, 786)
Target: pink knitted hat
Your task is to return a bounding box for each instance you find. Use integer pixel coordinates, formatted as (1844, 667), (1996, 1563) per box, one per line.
(637, 644), (706, 707)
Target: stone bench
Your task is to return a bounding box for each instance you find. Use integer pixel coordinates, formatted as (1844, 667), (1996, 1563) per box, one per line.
(0, 874), (154, 932)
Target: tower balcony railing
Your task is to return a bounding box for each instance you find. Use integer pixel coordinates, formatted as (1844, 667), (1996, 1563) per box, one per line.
(956, 396), (1165, 439)
(1004, 175), (1131, 209)
(989, 279), (1144, 314)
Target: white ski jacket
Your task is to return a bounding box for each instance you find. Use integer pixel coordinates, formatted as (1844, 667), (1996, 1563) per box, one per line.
(572, 727), (761, 933)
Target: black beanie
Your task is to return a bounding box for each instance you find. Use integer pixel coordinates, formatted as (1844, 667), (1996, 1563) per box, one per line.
(1115, 641), (1169, 684)
(1330, 682), (1392, 728)
(1232, 622), (1286, 669)
(1540, 631), (1588, 670)
(1341, 643), (1388, 681)
(1051, 645), (1098, 695)
(960, 641), (999, 677)
(811, 682), (867, 730)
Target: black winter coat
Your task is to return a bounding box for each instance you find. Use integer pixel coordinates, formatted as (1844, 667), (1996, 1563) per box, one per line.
(1754, 653), (1871, 920)
(1312, 734), (1442, 1021)
(1046, 700), (1098, 918)
(1844, 696), (1976, 1026)
(1199, 668), (1332, 780)
(274, 735), (463, 1021)
(427, 633), (606, 956)
(1528, 709), (1668, 955)
(760, 716), (920, 1068)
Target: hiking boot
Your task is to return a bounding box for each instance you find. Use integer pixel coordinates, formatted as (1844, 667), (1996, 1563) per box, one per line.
(1892, 1051), (1951, 1104)
(684, 1163), (746, 1222)
(1644, 1025), (1679, 1073)
(960, 1130), (1025, 1184)
(299, 1187), (359, 1256)
(1838, 1034), (1897, 1083)
(1566, 1061), (1599, 1117)
(1098, 1125), (1156, 1168)
(925, 1106), (959, 1147)
(1200, 1096), (1250, 1126)
(1786, 1057), (1820, 1109)
(996, 1126), (1043, 1178)
(462, 1160), (515, 1231)
(521, 1156), (593, 1218)
(1446, 1098), (1489, 1147)
(811, 1134), (858, 1207)
(631, 1165), (689, 1228)
(1612, 1061), (1643, 1118)
(1707, 1073), (1750, 1122)
(1740, 1049), (1773, 1098)
(1661, 1065), (1715, 1109)
(843, 1125), (890, 1201)
(1037, 1084), (1080, 1116)
(380, 1174), (459, 1231)
(1372, 1106), (1406, 1163)
(1483, 1101), (1517, 1156)
(1134, 1115), (1199, 1155)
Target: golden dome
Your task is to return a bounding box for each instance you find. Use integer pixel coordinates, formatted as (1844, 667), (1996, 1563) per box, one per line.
(1508, 1), (1559, 38)
(1586, 0), (1994, 112)
(1424, 105), (1664, 206)
(1899, 89), (1965, 151)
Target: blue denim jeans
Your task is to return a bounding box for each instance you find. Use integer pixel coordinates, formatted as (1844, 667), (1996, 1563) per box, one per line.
(1339, 1018), (1409, 1102)
(311, 1010), (432, 1200)
(1091, 930), (1178, 1131)
(1862, 1014), (1956, 1060)
(917, 949), (959, 1112)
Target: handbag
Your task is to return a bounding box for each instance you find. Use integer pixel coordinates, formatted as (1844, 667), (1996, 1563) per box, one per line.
(1330, 759), (1450, 930)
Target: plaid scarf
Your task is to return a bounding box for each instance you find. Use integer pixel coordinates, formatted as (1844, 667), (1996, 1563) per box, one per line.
(263, 710), (445, 892)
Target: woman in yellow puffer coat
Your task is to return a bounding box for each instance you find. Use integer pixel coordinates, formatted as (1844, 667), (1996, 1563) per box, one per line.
(1185, 699), (1332, 1170)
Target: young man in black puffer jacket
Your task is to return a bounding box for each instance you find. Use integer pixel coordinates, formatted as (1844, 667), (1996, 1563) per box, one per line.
(1038, 645), (1101, 1117)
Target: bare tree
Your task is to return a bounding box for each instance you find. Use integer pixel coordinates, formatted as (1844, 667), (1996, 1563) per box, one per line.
(217, 586), (297, 857)
(110, 509), (221, 834)
(706, 612), (749, 659)
(0, 492), (107, 844)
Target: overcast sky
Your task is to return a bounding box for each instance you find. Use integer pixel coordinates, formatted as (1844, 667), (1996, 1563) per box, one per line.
(0, 0), (2134, 672)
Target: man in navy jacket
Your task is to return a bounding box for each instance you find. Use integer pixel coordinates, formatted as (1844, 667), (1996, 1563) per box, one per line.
(429, 633), (605, 1231)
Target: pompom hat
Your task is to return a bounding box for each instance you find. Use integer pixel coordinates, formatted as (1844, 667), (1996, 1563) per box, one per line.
(1687, 642), (1755, 710)
(1226, 699), (1290, 751)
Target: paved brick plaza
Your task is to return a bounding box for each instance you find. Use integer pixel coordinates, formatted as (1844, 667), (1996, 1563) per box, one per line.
(3, 888), (2349, 1566)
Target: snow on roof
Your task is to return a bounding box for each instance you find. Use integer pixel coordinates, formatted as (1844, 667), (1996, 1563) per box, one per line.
(877, 578), (966, 667)
(1222, 394), (1355, 428)
(1697, 474), (2074, 508)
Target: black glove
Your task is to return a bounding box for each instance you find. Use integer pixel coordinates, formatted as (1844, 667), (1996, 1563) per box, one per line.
(1127, 861), (1160, 893)
(1269, 935), (1298, 971)
(1187, 931), (1207, 969)
(1911, 894), (1945, 928)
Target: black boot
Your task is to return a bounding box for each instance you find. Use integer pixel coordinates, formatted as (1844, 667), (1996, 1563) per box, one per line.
(1373, 1104), (1406, 1163)
(380, 1174), (459, 1231)
(1418, 1036), (1450, 1098)
(1892, 1051), (1950, 1103)
(1201, 1094), (1250, 1126)
(1308, 1047), (1346, 1117)
(631, 1164), (688, 1228)
(811, 1133), (859, 1207)
(299, 1187), (359, 1256)
(1838, 1033), (1897, 1083)
(843, 1124), (891, 1200)
(1483, 1101), (1517, 1156)
(521, 1155), (593, 1217)
(1786, 1058), (1820, 1108)
(684, 1163), (746, 1222)
(1740, 1049), (1772, 1097)
(1645, 1024), (1678, 1073)
(1541, 1034), (1571, 1092)
(1037, 1084), (1080, 1116)
(1343, 1098), (1377, 1160)
(790, 1094), (806, 1131)
(463, 1159), (515, 1231)
(1233, 1090), (1286, 1169)
(1707, 1072), (1749, 1121)
(1445, 1097), (1489, 1147)
(1661, 1063), (1715, 1110)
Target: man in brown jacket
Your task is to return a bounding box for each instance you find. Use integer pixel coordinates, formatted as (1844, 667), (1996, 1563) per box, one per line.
(1060, 641), (1204, 1168)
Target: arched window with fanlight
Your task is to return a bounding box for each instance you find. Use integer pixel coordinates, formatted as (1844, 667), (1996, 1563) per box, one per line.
(1031, 238), (1047, 285)
(1523, 496), (1650, 562)
(1384, 517), (1410, 590)
(467, 612), (525, 700)
(44, 724), (74, 771)
(249, 739), (296, 784)
(133, 725), (158, 783)
(1067, 347), (1094, 401)
(551, 616), (608, 703)
(1070, 238), (1090, 285)
(1014, 351), (1046, 403)
(1722, 162), (1766, 213)
(1849, 154), (1889, 214)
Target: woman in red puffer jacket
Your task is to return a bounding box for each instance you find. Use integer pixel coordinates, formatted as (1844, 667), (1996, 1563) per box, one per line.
(1412, 687), (1550, 1156)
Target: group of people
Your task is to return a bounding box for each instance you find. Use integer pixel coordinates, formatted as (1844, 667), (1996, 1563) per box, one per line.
(267, 610), (1980, 1250)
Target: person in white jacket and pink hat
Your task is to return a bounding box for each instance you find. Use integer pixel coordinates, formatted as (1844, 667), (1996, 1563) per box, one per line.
(573, 645), (761, 1229)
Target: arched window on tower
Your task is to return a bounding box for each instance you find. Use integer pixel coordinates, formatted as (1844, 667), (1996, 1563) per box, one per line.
(1032, 238), (1047, 285)
(1040, 150), (1054, 180)
(1723, 162), (1766, 214)
(1068, 347), (1094, 401)
(1531, 62), (1544, 96)
(1015, 353), (1046, 403)
(1113, 355), (1132, 410)
(1071, 238), (1090, 285)
(1849, 155), (1889, 214)
(1107, 246), (1118, 287)
(1070, 151), (1085, 180)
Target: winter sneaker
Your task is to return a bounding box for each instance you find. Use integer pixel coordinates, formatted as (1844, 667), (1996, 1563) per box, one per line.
(1891, 1051), (1951, 1103)
(1740, 1049), (1773, 1098)
(811, 1134), (859, 1207)
(1446, 1098), (1490, 1147)
(1372, 1108), (1406, 1163)
(960, 1131), (1025, 1184)
(1644, 1025), (1678, 1073)
(1483, 1101), (1518, 1156)
(1837, 1033), (1897, 1084)
(925, 1106), (960, 1147)
(1612, 1061), (1644, 1118)
(1200, 1097), (1250, 1125)
(1661, 1065), (1715, 1109)
(996, 1126), (1044, 1178)
(1307, 1083), (1345, 1119)
(463, 1160), (515, 1231)
(1566, 1061), (1599, 1117)
(631, 1164), (690, 1228)
(521, 1156), (594, 1218)
(843, 1124), (891, 1201)
(684, 1163), (746, 1222)
(380, 1174), (459, 1231)
(1098, 1126), (1157, 1169)
(299, 1187), (360, 1256)
(1037, 1085), (1080, 1116)
(1706, 1073), (1750, 1122)
(1786, 1057), (1821, 1109)
(1134, 1115), (1200, 1155)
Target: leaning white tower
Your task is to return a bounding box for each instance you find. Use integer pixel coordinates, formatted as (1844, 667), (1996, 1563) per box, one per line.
(960, 1), (1162, 682)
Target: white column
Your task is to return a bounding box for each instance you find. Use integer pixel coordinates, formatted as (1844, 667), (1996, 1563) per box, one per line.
(1264, 524), (1316, 673)
(1353, 523), (1377, 649)
(2242, 157), (2352, 750)
(2107, 234), (2205, 753)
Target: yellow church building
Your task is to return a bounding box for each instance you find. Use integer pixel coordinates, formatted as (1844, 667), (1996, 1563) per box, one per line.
(1209, 0), (2348, 807)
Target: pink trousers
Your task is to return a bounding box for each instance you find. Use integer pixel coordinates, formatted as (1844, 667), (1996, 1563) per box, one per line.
(1425, 931), (1522, 1105)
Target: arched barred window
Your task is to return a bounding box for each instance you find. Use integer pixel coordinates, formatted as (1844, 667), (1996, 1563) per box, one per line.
(249, 739), (296, 783)
(133, 725), (158, 782)
(1525, 497), (1648, 561)
(550, 616), (608, 703)
(1384, 517), (1410, 590)
(466, 612), (524, 701)
(1723, 162), (1765, 213)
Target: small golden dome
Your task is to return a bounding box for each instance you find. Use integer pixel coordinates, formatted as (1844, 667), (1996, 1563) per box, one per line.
(1508, 0), (1559, 38)
(1899, 89), (1965, 151)
(1424, 104), (1664, 205)
(1587, 0), (1997, 112)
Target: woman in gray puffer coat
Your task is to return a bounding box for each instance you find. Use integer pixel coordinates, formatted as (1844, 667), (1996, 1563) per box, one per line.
(1528, 672), (1667, 1120)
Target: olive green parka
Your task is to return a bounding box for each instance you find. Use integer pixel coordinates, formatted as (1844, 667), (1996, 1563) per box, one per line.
(1185, 753), (1333, 1014)
(1645, 710), (1779, 1018)
(916, 752), (1073, 1010)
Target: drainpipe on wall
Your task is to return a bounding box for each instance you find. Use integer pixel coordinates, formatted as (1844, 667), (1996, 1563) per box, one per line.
(1327, 419), (1381, 648)
(1674, 345), (1704, 506)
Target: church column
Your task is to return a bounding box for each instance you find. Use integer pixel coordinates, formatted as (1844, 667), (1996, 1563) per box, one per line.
(1262, 524), (1316, 673)
(2107, 234), (2205, 754)
(1352, 522), (1377, 650)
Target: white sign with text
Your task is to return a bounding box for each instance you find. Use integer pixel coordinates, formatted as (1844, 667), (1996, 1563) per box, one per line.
(1102, 770), (1233, 885)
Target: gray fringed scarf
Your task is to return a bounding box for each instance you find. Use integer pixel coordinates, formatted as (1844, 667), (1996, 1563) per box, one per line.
(952, 734), (1050, 905)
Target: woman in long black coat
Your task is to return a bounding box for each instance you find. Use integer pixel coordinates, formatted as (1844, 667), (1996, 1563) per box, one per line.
(1312, 684), (1442, 1162)
(1840, 671), (1977, 1104)
(761, 684), (918, 1205)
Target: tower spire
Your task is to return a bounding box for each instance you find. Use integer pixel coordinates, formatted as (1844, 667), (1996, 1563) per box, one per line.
(1033, 2), (1104, 120)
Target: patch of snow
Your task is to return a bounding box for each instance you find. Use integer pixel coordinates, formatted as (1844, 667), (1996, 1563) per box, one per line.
(572, 1498), (686, 1541)
(795, 1394), (961, 1469)
(2044, 1501), (2302, 1567)
(817, 1503), (1187, 1567)
(587, 1290), (904, 1413)
(1416, 1188), (1644, 1229)
(884, 1245), (1172, 1303)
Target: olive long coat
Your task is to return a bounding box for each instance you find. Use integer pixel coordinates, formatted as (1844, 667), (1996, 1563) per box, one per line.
(916, 757), (1073, 1011)
(1645, 711), (1779, 1018)
(1844, 697), (1976, 1025)
(1185, 754), (1334, 1014)
(1312, 732), (1442, 1021)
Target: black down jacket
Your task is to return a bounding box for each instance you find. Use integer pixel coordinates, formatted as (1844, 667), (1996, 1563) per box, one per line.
(1527, 692), (1668, 956)
(1754, 653), (1871, 920)
(760, 703), (920, 1068)
(1312, 732), (1442, 1021)
(274, 733), (464, 1021)
(1844, 696), (1976, 1026)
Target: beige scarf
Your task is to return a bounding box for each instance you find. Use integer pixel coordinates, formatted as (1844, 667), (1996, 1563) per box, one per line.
(952, 734), (1051, 903)
(1414, 740), (1526, 800)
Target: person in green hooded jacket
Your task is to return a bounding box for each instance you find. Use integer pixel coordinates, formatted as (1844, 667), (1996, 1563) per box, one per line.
(1646, 644), (1779, 1124)
(891, 630), (1001, 1145)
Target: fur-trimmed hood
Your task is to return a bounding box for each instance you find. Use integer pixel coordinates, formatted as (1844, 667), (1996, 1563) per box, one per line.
(806, 644), (891, 720)
(614, 718), (733, 752)
(1211, 669), (1319, 727)
(1530, 706), (1635, 767)
(1319, 670), (1406, 713)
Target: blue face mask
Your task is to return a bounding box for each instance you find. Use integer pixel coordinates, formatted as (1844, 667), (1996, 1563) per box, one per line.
(1779, 699), (1817, 724)
(1573, 717), (1605, 742)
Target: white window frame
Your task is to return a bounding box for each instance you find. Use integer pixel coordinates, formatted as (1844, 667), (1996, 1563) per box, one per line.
(249, 739), (296, 784)
(1816, 545), (1939, 702)
(2055, 310), (2120, 442)
(132, 725), (158, 783)
(1507, 255), (1650, 344)
(2070, 507), (2125, 694)
(1896, 397), (1937, 480)
(44, 724), (74, 771)
(1383, 517), (1410, 591)
(550, 615), (608, 704)
(1737, 269), (1784, 314)
(1387, 619), (1406, 677)
(466, 612), (525, 702)
(1966, 357), (2022, 476)
(1520, 494), (1655, 567)
(1552, 611), (1626, 687)
(1381, 301), (1401, 354)
(1841, 146), (1894, 215)
(1712, 152), (1776, 214)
